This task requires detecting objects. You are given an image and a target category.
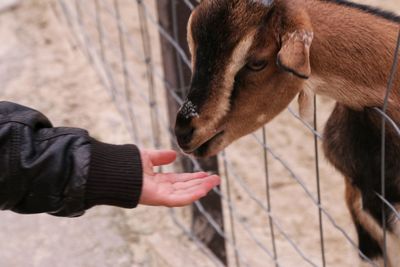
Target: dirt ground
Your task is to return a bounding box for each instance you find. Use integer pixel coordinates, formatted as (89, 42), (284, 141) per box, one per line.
(0, 1), (143, 267)
(0, 1), (399, 267)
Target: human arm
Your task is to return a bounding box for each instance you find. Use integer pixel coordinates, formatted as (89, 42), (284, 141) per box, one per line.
(0, 101), (219, 217)
(0, 101), (145, 216)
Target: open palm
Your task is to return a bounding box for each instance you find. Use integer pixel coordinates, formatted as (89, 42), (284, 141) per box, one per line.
(139, 149), (220, 207)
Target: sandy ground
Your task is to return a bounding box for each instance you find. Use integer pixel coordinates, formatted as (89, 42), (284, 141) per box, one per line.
(0, 1), (142, 266)
(0, 1), (399, 267)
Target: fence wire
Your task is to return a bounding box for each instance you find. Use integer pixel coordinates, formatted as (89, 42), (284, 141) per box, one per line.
(56, 1), (400, 267)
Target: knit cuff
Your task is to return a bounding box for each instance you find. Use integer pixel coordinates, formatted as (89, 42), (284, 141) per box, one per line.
(85, 138), (143, 209)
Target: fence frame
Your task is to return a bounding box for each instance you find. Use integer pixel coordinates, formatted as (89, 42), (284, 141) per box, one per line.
(54, 1), (400, 266)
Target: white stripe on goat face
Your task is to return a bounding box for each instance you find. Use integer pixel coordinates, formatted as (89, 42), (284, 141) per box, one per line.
(187, 12), (196, 70)
(224, 32), (256, 93)
(198, 31), (257, 130)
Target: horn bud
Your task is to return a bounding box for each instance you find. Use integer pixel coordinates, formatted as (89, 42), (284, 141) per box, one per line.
(258, 0), (274, 6)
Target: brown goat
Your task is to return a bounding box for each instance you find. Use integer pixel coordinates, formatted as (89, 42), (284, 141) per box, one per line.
(174, 0), (400, 265)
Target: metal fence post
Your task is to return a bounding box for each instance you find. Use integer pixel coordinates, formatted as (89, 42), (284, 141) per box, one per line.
(156, 0), (228, 265)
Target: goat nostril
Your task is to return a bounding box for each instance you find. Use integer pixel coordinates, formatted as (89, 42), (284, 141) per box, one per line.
(175, 125), (195, 146)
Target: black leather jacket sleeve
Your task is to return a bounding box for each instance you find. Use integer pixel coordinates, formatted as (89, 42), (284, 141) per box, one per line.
(0, 101), (143, 217)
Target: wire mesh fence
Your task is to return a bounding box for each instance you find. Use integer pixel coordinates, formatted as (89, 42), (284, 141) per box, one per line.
(55, 1), (400, 266)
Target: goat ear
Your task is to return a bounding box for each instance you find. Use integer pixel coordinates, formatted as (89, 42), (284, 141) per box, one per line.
(277, 30), (313, 79)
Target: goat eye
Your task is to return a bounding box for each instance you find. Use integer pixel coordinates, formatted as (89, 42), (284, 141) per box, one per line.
(246, 60), (268, 71)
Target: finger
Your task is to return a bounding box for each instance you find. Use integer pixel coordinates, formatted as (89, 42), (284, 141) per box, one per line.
(172, 175), (220, 190)
(146, 149), (177, 166)
(160, 172), (210, 183)
(166, 193), (204, 207)
(164, 188), (209, 207)
(172, 178), (220, 196)
(163, 178), (220, 207)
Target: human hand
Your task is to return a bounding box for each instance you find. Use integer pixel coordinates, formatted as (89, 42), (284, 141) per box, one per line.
(138, 149), (220, 207)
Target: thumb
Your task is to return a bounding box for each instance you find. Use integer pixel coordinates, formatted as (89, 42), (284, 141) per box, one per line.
(146, 149), (177, 166)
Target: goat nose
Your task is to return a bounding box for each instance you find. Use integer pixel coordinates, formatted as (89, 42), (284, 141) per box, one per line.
(175, 111), (195, 147)
(176, 102), (197, 148)
(175, 124), (195, 148)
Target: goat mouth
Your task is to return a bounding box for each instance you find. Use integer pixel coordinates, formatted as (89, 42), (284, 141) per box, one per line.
(191, 130), (225, 158)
